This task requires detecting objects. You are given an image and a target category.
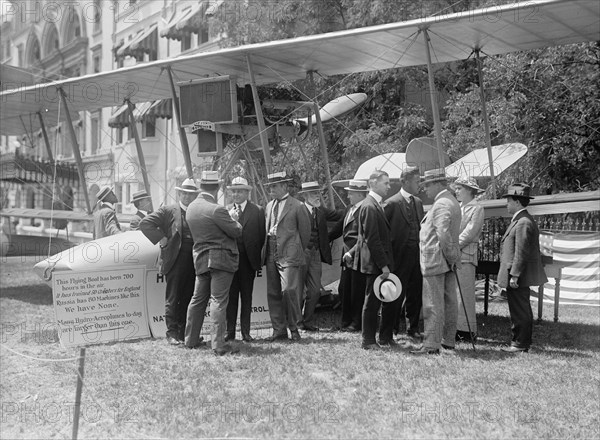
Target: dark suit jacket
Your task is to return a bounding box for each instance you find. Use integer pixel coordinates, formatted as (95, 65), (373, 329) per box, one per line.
(262, 196), (311, 267)
(305, 204), (343, 265)
(384, 191), (424, 271)
(235, 201), (266, 271)
(498, 210), (548, 288)
(129, 210), (146, 231)
(139, 204), (185, 276)
(350, 195), (393, 275)
(93, 204), (121, 239)
(187, 193), (243, 275)
(329, 203), (362, 267)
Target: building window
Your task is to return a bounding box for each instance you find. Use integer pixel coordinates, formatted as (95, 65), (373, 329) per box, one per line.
(198, 29), (209, 45)
(117, 127), (124, 144)
(182, 34), (192, 52)
(93, 0), (102, 33)
(91, 112), (101, 155)
(5, 40), (10, 59)
(17, 44), (24, 66)
(142, 120), (155, 138)
(93, 53), (101, 73)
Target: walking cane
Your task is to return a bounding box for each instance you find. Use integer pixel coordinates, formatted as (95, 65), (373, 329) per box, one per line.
(453, 267), (476, 351)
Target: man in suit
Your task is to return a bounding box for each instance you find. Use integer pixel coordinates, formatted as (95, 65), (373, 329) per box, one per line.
(498, 183), (547, 353)
(129, 190), (153, 231)
(93, 186), (121, 239)
(328, 179), (369, 332)
(139, 178), (199, 345)
(224, 177), (266, 343)
(412, 169), (462, 355)
(263, 171), (312, 342)
(345, 170), (393, 350)
(381, 166), (425, 344)
(185, 171), (242, 356)
(297, 181), (343, 332)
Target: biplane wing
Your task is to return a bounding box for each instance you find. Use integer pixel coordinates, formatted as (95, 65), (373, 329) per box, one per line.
(0, 208), (135, 224)
(1, 0), (598, 135)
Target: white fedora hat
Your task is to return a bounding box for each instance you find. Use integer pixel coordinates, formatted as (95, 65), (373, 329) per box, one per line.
(227, 176), (253, 190)
(373, 273), (402, 303)
(298, 181), (322, 193)
(175, 178), (200, 193)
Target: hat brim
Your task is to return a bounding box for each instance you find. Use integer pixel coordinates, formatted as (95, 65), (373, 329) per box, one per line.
(501, 193), (534, 199)
(227, 185), (253, 190)
(132, 195), (152, 202)
(344, 186), (369, 192)
(456, 183), (485, 194)
(420, 176), (448, 186)
(264, 178), (293, 186)
(199, 180), (223, 185)
(373, 273), (402, 303)
(298, 187), (323, 194)
(175, 186), (200, 193)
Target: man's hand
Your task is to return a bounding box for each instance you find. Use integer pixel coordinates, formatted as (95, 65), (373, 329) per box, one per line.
(381, 266), (390, 279)
(509, 276), (519, 289)
(229, 208), (239, 222)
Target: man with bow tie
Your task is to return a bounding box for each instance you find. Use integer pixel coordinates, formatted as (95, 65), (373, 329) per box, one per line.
(262, 171), (311, 342)
(297, 181), (343, 332)
(498, 183), (547, 353)
(224, 177), (266, 343)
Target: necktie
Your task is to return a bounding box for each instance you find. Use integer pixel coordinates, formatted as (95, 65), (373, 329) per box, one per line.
(271, 200), (280, 229)
(313, 207), (318, 228)
(236, 204), (243, 222)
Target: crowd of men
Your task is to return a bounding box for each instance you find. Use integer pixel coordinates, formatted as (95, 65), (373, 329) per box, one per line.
(92, 168), (546, 356)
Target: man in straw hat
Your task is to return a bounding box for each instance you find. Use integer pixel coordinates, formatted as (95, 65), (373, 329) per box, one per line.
(345, 170), (393, 350)
(263, 171), (311, 342)
(224, 176), (266, 343)
(453, 177), (485, 343)
(139, 178), (199, 346)
(498, 183), (547, 353)
(329, 179), (369, 332)
(129, 190), (153, 231)
(185, 171), (243, 356)
(411, 169), (461, 355)
(297, 181), (343, 332)
(381, 166), (425, 346)
(93, 186), (121, 239)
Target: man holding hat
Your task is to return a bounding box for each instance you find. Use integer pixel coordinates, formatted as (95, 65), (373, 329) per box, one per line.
(224, 176), (266, 343)
(185, 171), (243, 356)
(297, 181), (343, 332)
(498, 183), (547, 353)
(329, 179), (369, 332)
(412, 169), (461, 355)
(381, 166), (425, 345)
(139, 178), (199, 345)
(129, 190), (153, 231)
(93, 186), (121, 239)
(263, 171), (311, 342)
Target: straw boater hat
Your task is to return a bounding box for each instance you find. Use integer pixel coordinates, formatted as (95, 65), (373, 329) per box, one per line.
(502, 183), (534, 199)
(373, 273), (402, 303)
(344, 179), (369, 192)
(96, 186), (114, 202)
(420, 168), (449, 185)
(298, 181), (322, 194)
(131, 190), (151, 203)
(199, 170), (222, 185)
(227, 176), (253, 191)
(175, 178), (200, 193)
(454, 177), (485, 194)
(264, 171), (293, 185)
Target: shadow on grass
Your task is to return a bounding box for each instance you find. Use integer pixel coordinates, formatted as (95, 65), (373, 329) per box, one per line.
(476, 312), (600, 354)
(0, 284), (52, 305)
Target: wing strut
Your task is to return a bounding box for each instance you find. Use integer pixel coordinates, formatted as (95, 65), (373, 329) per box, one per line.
(475, 50), (497, 197)
(58, 88), (92, 215)
(245, 54), (273, 173)
(422, 29), (446, 170)
(312, 102), (335, 209)
(37, 112), (54, 163)
(125, 99), (153, 208)
(166, 66), (194, 178)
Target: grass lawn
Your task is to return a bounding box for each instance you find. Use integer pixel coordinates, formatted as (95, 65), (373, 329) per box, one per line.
(1, 256), (599, 439)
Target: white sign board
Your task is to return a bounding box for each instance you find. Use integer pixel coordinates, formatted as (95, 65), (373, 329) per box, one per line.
(146, 268), (271, 339)
(53, 267), (150, 347)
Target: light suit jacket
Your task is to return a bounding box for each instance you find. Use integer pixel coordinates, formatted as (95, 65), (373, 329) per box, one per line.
(419, 189), (461, 276)
(498, 210), (548, 288)
(186, 193), (242, 275)
(262, 196), (311, 267)
(459, 200), (484, 266)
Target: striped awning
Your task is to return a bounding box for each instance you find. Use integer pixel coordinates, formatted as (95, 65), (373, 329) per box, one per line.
(160, 1), (208, 41)
(116, 24), (158, 60)
(108, 100), (171, 128)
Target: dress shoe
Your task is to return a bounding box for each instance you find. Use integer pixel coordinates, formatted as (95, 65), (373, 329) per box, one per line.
(378, 339), (399, 349)
(290, 330), (301, 341)
(224, 334), (235, 342)
(242, 335), (254, 343)
(213, 344), (240, 356)
(301, 324), (319, 332)
(167, 336), (181, 346)
(441, 344), (455, 350)
(410, 347), (440, 355)
(184, 341), (207, 349)
(266, 333), (288, 342)
(362, 343), (382, 351)
(407, 331), (423, 341)
(342, 325), (360, 332)
(501, 345), (529, 353)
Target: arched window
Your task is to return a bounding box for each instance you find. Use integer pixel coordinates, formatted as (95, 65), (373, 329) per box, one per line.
(44, 24), (60, 56)
(27, 36), (41, 66)
(65, 10), (82, 43)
